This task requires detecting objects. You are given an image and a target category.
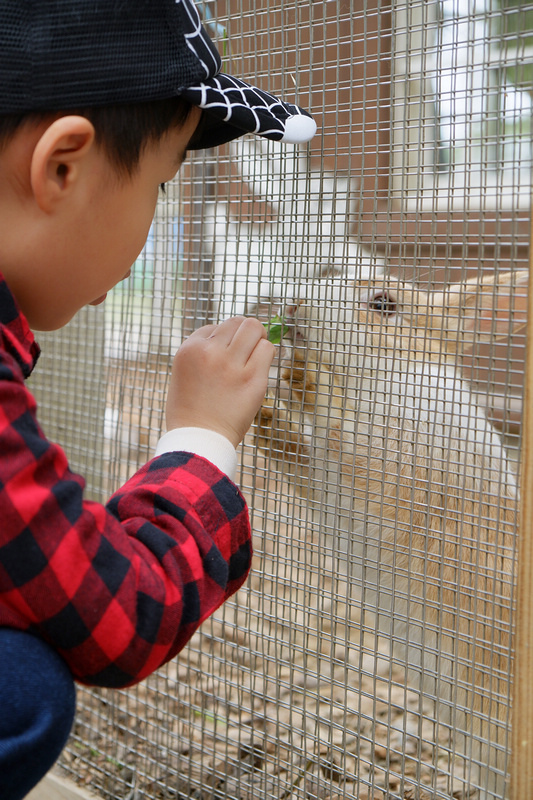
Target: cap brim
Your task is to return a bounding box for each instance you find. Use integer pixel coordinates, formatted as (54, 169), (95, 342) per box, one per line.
(181, 73), (317, 150)
(186, 109), (249, 150)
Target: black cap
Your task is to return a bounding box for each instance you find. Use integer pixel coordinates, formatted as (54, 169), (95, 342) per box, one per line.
(0, 0), (317, 150)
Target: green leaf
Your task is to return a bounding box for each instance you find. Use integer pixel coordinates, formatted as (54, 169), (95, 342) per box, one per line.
(264, 314), (289, 344)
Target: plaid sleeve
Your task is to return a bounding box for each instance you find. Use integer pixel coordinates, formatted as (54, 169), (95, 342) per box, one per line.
(0, 346), (252, 688)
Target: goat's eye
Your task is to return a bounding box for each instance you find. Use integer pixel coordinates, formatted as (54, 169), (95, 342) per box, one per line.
(368, 290), (396, 316)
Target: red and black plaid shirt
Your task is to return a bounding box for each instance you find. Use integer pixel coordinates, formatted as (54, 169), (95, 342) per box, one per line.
(0, 275), (252, 687)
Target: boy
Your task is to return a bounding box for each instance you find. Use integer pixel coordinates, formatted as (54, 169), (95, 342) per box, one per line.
(0, 1), (316, 798)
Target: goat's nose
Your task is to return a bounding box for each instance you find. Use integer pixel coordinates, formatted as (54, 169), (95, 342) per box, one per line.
(285, 299), (303, 318)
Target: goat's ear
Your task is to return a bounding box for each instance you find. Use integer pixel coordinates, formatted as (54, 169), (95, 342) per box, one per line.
(431, 270), (529, 353)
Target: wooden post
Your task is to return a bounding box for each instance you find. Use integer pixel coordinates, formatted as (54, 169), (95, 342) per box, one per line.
(511, 218), (533, 798)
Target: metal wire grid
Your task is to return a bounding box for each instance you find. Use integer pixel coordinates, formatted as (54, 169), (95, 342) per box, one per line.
(27, 1), (531, 798)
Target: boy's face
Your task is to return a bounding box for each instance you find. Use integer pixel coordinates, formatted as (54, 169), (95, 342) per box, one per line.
(13, 107), (201, 331)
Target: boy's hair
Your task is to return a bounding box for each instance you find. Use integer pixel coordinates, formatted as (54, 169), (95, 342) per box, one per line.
(0, 97), (194, 177)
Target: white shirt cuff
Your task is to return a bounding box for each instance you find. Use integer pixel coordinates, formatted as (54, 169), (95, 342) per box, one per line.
(154, 427), (238, 481)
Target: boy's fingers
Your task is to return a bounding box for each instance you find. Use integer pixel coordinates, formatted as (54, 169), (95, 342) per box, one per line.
(187, 318), (270, 365)
(225, 317), (268, 361)
(206, 316), (246, 345)
(186, 323), (218, 340)
(249, 337), (276, 372)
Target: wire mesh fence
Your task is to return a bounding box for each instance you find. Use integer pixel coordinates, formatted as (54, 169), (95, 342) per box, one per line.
(29, 0), (531, 798)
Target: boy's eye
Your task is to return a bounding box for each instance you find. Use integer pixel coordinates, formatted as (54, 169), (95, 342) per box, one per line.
(159, 183), (167, 194)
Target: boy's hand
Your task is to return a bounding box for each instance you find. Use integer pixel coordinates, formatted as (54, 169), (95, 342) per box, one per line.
(166, 316), (275, 448)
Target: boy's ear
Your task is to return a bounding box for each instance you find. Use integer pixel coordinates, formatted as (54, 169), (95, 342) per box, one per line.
(30, 116), (96, 212)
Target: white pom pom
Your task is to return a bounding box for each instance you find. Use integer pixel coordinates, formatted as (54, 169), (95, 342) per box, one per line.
(281, 114), (317, 144)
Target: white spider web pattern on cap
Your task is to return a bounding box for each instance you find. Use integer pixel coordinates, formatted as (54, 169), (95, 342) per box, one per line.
(176, 0), (316, 144)
(183, 73), (317, 143)
(177, 0), (221, 81)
